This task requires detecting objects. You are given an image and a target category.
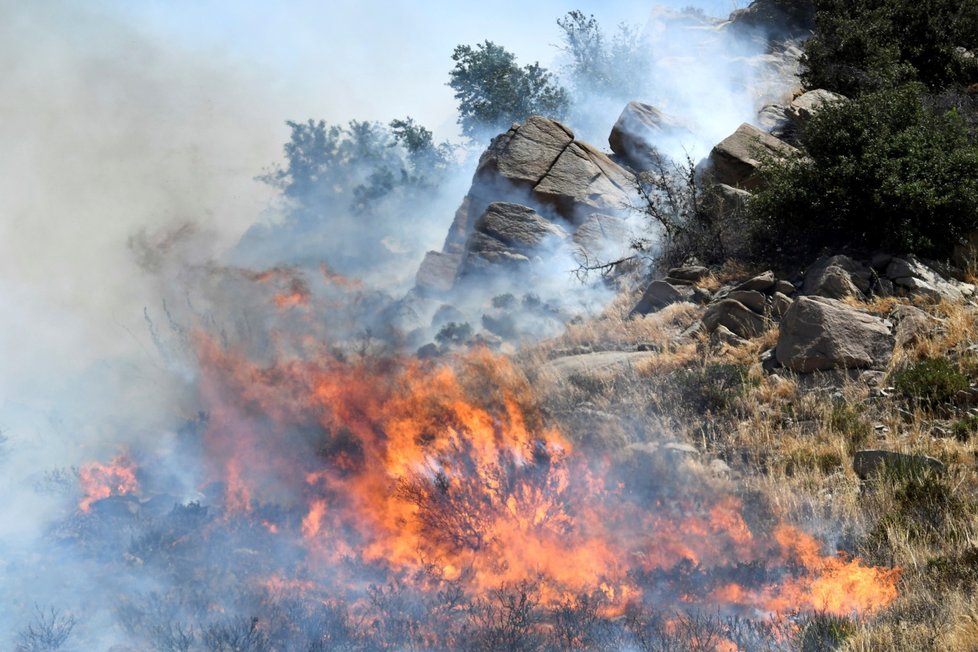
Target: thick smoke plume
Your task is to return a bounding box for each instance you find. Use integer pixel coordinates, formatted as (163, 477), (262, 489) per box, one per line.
(0, 2), (898, 650)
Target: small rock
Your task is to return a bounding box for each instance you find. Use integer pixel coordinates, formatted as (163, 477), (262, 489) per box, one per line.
(726, 289), (767, 313)
(734, 270), (776, 293)
(771, 291), (793, 319)
(709, 459), (731, 475)
(691, 287), (714, 305)
(668, 265), (711, 282)
(775, 279), (796, 295)
(858, 370), (887, 387)
(711, 324), (748, 347)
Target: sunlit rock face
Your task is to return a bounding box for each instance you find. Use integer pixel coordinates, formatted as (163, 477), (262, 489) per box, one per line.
(422, 115), (636, 295)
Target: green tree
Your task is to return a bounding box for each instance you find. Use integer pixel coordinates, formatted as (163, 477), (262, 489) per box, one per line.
(239, 117), (457, 272)
(556, 11), (652, 102)
(803, 0), (978, 97)
(748, 83), (978, 261)
(448, 41), (568, 138)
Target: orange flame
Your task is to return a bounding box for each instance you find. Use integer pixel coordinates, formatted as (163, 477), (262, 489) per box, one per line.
(186, 337), (899, 620)
(78, 453), (139, 511)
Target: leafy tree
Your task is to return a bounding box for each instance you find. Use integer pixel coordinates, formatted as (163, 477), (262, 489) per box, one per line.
(803, 0), (978, 97)
(448, 41), (568, 138)
(239, 117), (457, 273)
(748, 83), (978, 261)
(265, 117), (454, 218)
(556, 11), (652, 102)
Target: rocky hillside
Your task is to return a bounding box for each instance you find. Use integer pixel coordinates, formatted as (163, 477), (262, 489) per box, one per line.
(392, 1), (978, 648)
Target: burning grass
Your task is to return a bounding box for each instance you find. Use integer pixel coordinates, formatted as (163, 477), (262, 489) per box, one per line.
(41, 268), (978, 649)
(45, 328), (907, 650)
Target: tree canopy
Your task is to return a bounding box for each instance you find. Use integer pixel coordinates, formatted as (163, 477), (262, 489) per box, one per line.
(803, 0), (978, 97)
(448, 41), (568, 138)
(748, 83), (978, 260)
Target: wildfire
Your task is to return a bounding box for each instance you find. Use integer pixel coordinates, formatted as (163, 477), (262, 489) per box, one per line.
(78, 453), (139, 511)
(184, 338), (900, 624)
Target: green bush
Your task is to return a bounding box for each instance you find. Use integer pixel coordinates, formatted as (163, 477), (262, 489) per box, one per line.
(926, 546), (978, 590)
(830, 402), (873, 450)
(870, 467), (971, 546)
(892, 357), (969, 407)
(803, 0), (978, 97)
(749, 84), (978, 262)
(666, 363), (757, 415)
(951, 414), (978, 442)
(797, 612), (857, 652)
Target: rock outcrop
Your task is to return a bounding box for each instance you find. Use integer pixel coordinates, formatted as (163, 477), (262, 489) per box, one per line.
(776, 296), (894, 372)
(415, 251), (463, 295)
(425, 116), (636, 293)
(705, 123), (798, 191)
(785, 89), (846, 128)
(727, 0), (816, 38)
(608, 102), (690, 170)
(459, 202), (567, 276)
(802, 255), (872, 300)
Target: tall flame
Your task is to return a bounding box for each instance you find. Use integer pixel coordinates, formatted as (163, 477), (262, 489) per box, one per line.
(184, 336), (899, 620)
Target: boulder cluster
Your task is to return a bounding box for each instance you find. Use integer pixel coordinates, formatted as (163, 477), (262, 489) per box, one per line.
(632, 252), (975, 377)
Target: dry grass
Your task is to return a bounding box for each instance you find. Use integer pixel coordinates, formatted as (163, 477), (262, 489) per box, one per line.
(515, 284), (978, 650)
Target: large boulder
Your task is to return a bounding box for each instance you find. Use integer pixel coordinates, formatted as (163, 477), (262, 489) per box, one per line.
(885, 255), (976, 302)
(460, 202), (567, 275)
(703, 299), (773, 339)
(608, 102), (690, 170)
(631, 280), (692, 316)
(572, 213), (632, 261)
(802, 255), (872, 300)
(776, 296), (894, 372)
(786, 89), (846, 129)
(442, 117), (635, 256)
(415, 251), (463, 295)
(705, 123), (798, 191)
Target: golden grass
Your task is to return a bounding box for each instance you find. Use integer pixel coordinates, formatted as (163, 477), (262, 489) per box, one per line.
(514, 282), (978, 649)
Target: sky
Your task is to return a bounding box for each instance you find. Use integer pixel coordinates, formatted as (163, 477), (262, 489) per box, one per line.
(88, 0), (746, 139)
(0, 0), (747, 445)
